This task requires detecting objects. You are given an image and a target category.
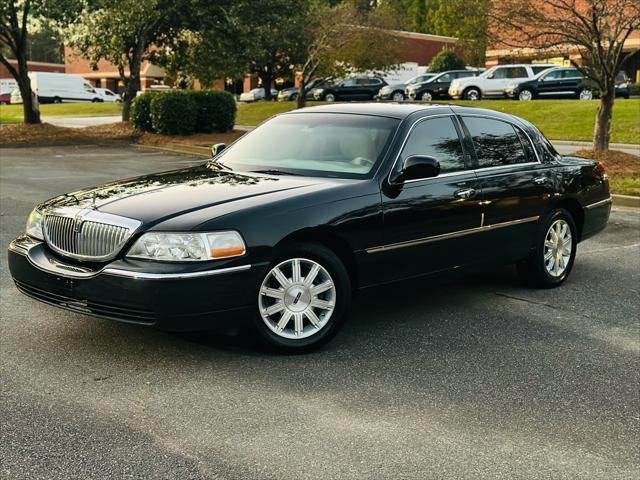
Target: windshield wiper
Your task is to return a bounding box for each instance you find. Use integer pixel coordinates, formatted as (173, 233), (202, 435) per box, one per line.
(252, 169), (299, 176)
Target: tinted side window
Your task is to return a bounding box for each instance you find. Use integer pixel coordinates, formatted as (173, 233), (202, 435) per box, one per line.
(543, 70), (563, 80)
(515, 127), (537, 163)
(492, 68), (509, 79)
(437, 73), (453, 83)
(463, 117), (528, 168)
(342, 78), (357, 87)
(509, 67), (528, 78)
(401, 117), (466, 174)
(562, 69), (582, 78)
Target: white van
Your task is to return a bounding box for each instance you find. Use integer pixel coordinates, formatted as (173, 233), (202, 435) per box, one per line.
(16, 72), (103, 104)
(1, 78), (18, 95)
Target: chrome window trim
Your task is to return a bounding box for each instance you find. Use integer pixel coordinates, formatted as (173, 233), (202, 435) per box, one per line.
(585, 197), (612, 210)
(387, 113), (472, 186)
(366, 216), (540, 254)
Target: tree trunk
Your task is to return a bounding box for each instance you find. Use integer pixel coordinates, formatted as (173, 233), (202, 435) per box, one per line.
(593, 86), (615, 151)
(259, 71), (273, 101)
(297, 84), (306, 108)
(121, 63), (142, 122)
(16, 52), (40, 124)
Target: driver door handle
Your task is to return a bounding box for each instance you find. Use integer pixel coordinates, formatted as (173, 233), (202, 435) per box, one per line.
(455, 188), (477, 199)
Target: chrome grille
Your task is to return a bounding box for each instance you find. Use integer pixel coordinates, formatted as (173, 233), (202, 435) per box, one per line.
(42, 208), (141, 261)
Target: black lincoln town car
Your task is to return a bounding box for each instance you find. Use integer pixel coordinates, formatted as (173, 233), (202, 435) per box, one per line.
(8, 104), (611, 352)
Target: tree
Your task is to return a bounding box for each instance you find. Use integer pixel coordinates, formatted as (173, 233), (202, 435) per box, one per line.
(67, 0), (181, 121)
(0, 0), (79, 124)
(491, 0), (640, 151)
(295, 1), (403, 108)
(428, 48), (465, 72)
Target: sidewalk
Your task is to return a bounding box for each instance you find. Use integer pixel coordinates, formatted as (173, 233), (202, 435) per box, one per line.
(551, 140), (639, 156)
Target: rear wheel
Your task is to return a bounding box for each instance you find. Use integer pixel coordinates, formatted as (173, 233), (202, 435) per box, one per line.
(517, 208), (577, 288)
(464, 87), (481, 101)
(251, 243), (351, 353)
(53, 97), (61, 104)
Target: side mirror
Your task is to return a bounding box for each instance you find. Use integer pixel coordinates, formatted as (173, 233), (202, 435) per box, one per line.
(211, 143), (226, 157)
(392, 155), (440, 183)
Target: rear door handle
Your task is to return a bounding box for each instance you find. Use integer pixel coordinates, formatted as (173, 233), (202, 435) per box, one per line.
(534, 177), (547, 185)
(455, 188), (477, 199)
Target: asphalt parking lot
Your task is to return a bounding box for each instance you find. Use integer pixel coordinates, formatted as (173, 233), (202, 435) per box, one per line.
(1, 145), (639, 480)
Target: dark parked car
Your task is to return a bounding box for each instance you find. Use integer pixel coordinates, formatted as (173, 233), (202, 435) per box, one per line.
(504, 67), (598, 100)
(313, 77), (387, 101)
(614, 71), (631, 99)
(375, 73), (436, 101)
(406, 70), (478, 101)
(0, 91), (10, 105)
(277, 87), (300, 102)
(9, 104), (611, 352)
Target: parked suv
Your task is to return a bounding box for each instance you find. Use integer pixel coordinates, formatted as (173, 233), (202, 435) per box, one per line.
(313, 77), (387, 101)
(449, 64), (556, 100)
(504, 67), (595, 100)
(406, 70), (478, 101)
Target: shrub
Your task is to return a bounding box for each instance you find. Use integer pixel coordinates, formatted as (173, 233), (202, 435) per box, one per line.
(130, 93), (154, 132)
(428, 49), (466, 73)
(150, 91), (197, 135)
(191, 90), (237, 132)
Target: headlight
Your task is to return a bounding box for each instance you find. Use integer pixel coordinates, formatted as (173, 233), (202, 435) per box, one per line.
(127, 231), (246, 262)
(617, 82), (628, 88)
(313, 88), (324, 94)
(380, 87), (391, 94)
(26, 208), (44, 240)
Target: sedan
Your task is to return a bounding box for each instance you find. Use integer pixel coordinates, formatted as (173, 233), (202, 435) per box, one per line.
(406, 70), (478, 101)
(375, 73), (436, 102)
(239, 88), (278, 102)
(8, 104), (611, 353)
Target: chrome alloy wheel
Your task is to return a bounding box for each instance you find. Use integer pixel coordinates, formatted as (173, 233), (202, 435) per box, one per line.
(579, 89), (593, 100)
(518, 89), (533, 101)
(392, 91), (404, 102)
(421, 91), (433, 101)
(259, 258), (336, 339)
(544, 219), (573, 277)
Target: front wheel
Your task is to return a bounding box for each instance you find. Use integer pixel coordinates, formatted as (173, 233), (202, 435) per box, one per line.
(578, 88), (593, 100)
(464, 87), (481, 101)
(391, 91), (404, 102)
(518, 89), (534, 101)
(517, 208), (577, 288)
(251, 243), (351, 353)
(421, 91), (433, 101)
(324, 93), (336, 102)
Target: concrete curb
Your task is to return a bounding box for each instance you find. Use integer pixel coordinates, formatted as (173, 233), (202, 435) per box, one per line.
(550, 140), (640, 150)
(612, 194), (640, 209)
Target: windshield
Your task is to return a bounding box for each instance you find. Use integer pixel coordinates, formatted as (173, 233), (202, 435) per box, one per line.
(214, 113), (400, 179)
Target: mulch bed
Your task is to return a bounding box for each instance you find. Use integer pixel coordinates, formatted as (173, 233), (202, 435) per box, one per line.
(0, 122), (246, 149)
(572, 149), (640, 177)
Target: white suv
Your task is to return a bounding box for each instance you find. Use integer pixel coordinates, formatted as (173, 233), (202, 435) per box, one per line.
(449, 64), (556, 100)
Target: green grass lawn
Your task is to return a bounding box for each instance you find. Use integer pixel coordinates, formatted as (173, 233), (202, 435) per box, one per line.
(237, 99), (640, 144)
(0, 102), (122, 123)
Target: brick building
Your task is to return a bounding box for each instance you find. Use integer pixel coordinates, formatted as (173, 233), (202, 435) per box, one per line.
(0, 60), (65, 78)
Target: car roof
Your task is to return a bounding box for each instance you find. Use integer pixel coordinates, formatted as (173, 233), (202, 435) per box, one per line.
(284, 102), (528, 123)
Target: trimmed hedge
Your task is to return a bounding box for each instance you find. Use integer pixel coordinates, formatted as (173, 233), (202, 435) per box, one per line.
(130, 93), (154, 132)
(191, 90), (237, 133)
(150, 91), (197, 135)
(130, 89), (237, 135)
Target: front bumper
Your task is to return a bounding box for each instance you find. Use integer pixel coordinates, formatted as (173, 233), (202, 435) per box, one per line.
(8, 236), (267, 331)
(448, 89), (461, 99)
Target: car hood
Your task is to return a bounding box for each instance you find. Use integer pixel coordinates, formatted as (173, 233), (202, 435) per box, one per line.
(38, 164), (334, 227)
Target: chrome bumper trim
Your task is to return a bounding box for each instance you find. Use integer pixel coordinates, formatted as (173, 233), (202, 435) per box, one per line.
(9, 237), (252, 280)
(102, 265), (252, 280)
(366, 216), (540, 254)
(585, 197), (612, 210)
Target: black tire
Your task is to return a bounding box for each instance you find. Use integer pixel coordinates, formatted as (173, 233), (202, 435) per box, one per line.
(250, 242), (351, 353)
(91, 98), (101, 103)
(53, 97), (61, 104)
(463, 87), (481, 101)
(291, 93), (299, 101)
(391, 90), (405, 102)
(517, 208), (577, 288)
(324, 93), (336, 102)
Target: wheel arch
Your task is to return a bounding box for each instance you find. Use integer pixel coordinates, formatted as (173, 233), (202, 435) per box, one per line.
(549, 198), (585, 241)
(273, 227), (358, 291)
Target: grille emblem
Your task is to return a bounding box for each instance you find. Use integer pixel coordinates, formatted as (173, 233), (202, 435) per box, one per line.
(73, 213), (84, 233)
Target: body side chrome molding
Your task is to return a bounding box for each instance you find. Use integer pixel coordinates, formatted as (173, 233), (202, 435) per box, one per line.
(366, 216), (540, 254)
(585, 197), (612, 210)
